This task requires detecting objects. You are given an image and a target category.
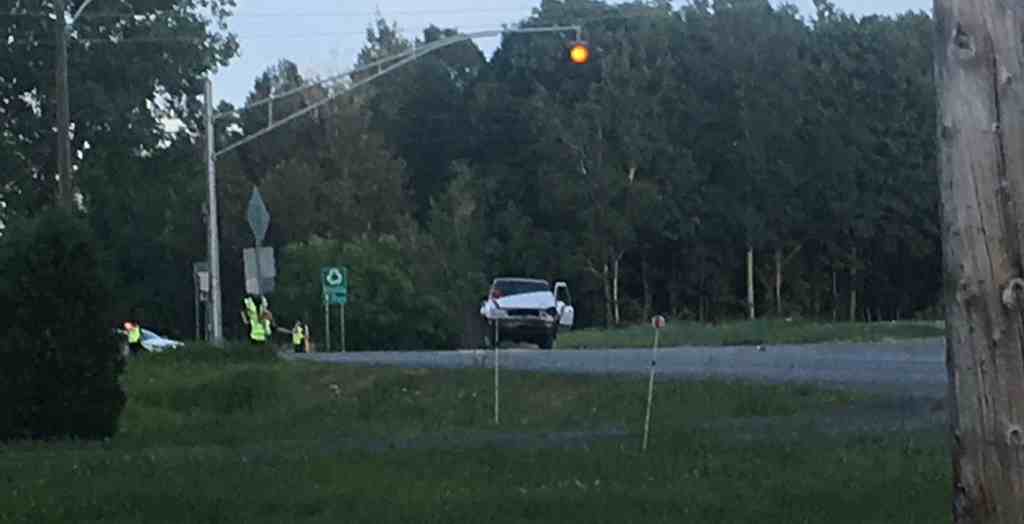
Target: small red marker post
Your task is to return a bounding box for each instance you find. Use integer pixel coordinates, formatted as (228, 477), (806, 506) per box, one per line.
(643, 315), (667, 452)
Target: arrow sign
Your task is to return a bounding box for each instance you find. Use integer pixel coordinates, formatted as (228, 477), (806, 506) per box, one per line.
(247, 187), (270, 245)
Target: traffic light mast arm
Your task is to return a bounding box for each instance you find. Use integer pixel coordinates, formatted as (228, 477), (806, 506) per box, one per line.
(214, 46), (426, 157)
(212, 24), (582, 157)
(216, 24), (582, 121)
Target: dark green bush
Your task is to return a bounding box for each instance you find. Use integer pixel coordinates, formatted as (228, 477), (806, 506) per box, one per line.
(140, 367), (282, 415)
(146, 342), (279, 365)
(0, 210), (125, 440)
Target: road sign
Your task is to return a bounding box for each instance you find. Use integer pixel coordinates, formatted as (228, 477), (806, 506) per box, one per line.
(244, 247), (276, 294)
(193, 261), (210, 341)
(651, 315), (667, 330)
(322, 266), (348, 305)
(246, 187), (270, 245)
(193, 262), (210, 294)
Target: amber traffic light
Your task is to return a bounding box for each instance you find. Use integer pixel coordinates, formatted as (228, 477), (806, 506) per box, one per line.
(569, 42), (590, 64)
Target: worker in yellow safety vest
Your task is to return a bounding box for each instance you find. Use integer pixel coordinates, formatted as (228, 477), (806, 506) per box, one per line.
(126, 321), (143, 355)
(292, 322), (306, 353)
(242, 296), (266, 345)
(242, 296), (257, 324)
(259, 296), (273, 344)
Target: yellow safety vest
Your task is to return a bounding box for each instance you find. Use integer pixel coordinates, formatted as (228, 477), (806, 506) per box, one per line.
(249, 311), (266, 341)
(292, 326), (304, 345)
(128, 325), (141, 344)
(250, 324), (266, 341)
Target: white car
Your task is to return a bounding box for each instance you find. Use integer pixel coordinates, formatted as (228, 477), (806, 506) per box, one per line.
(480, 278), (575, 349)
(139, 329), (185, 352)
(116, 327), (185, 353)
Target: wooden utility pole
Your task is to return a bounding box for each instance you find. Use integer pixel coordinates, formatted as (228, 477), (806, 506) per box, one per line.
(935, 1), (1024, 522)
(55, 0), (73, 210)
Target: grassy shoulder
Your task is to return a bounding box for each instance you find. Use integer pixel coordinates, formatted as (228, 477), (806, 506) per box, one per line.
(558, 318), (945, 349)
(0, 344), (949, 523)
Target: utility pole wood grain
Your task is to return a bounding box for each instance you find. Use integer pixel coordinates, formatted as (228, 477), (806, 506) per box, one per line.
(935, 1), (1024, 522)
(55, 0), (73, 210)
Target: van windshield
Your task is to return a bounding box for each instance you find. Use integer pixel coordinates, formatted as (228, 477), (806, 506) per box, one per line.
(493, 280), (550, 296)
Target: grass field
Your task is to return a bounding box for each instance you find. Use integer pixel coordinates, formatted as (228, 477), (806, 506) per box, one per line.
(0, 345), (951, 523)
(558, 319), (945, 349)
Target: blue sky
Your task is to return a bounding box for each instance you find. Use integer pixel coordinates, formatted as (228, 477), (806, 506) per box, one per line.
(212, 0), (932, 106)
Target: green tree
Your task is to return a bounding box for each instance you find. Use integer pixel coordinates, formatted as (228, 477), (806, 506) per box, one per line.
(358, 20), (486, 216)
(274, 232), (448, 351)
(1, 0), (237, 337)
(419, 164), (489, 347)
(0, 210), (125, 440)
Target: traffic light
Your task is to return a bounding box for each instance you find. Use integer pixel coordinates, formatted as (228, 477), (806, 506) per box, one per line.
(569, 41), (590, 65)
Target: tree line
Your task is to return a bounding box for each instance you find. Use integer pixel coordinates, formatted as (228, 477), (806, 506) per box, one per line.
(0, 0), (939, 349)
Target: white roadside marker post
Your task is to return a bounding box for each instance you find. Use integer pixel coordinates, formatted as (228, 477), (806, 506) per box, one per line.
(643, 315), (666, 452)
(494, 319), (500, 425)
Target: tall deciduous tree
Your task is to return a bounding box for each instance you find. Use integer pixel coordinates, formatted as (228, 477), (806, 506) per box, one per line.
(0, 0), (236, 216)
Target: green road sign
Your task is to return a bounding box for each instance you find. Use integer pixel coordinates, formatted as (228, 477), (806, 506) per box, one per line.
(321, 266), (348, 305)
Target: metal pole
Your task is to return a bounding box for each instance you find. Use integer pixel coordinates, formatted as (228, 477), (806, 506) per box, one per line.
(70, 0), (98, 23)
(642, 327), (661, 452)
(55, 0), (73, 210)
(325, 301), (331, 352)
(205, 78), (224, 344)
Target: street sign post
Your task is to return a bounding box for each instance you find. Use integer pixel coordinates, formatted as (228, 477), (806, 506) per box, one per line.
(494, 319), (500, 425)
(193, 262), (210, 340)
(322, 267), (349, 352)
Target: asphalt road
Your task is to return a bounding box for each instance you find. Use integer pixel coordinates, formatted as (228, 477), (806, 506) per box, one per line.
(290, 337), (948, 397)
